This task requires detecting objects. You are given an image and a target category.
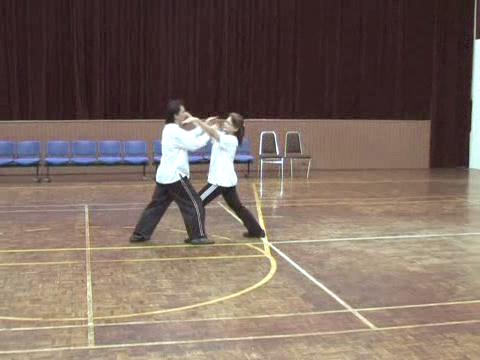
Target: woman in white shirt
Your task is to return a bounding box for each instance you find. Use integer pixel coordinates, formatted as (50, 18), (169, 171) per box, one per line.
(183, 113), (265, 239)
(130, 99), (213, 245)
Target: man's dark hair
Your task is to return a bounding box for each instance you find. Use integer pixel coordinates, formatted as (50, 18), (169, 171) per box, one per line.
(165, 99), (184, 124)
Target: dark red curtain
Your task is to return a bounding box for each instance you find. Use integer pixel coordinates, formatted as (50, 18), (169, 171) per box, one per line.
(477, 0), (479, 39)
(0, 0), (475, 166)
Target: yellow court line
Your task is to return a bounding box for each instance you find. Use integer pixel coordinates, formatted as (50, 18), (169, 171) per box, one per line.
(212, 234), (232, 241)
(0, 319), (479, 355)
(0, 242), (275, 322)
(3, 296), (478, 323)
(1, 300), (480, 330)
(168, 227), (230, 240)
(0, 261), (82, 267)
(0, 242), (263, 254)
(0, 310), (351, 332)
(84, 205), (95, 346)
(94, 246), (277, 320)
(0, 255), (264, 267)
(93, 255), (264, 264)
(252, 183), (377, 330)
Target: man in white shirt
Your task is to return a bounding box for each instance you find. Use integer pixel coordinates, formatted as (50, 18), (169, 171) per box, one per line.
(129, 100), (213, 245)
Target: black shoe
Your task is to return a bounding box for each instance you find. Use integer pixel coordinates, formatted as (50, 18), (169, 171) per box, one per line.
(129, 234), (149, 243)
(190, 237), (214, 245)
(243, 230), (266, 238)
(184, 238), (191, 244)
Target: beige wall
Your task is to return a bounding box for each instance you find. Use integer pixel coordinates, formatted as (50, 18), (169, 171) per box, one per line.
(0, 119), (430, 169)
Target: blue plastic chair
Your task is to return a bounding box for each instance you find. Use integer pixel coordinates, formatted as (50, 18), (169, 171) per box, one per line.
(98, 140), (122, 165)
(71, 141), (97, 165)
(188, 143), (209, 164)
(0, 141), (15, 166)
(45, 141), (70, 181)
(15, 141), (41, 181)
(153, 140), (162, 170)
(202, 142), (213, 162)
(124, 140), (149, 177)
(234, 138), (254, 175)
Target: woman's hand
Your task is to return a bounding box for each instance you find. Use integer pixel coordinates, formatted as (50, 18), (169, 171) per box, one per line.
(205, 116), (218, 125)
(182, 117), (200, 126)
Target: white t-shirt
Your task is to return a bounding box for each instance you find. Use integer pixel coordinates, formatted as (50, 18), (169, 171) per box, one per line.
(208, 131), (238, 187)
(156, 124), (209, 184)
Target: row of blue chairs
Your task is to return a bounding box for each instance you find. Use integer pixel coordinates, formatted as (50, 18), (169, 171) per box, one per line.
(0, 139), (254, 181)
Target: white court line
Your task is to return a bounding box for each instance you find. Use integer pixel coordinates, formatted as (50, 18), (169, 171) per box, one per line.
(272, 232), (480, 245)
(217, 202), (243, 224)
(24, 228), (51, 233)
(0, 193), (476, 211)
(2, 300), (480, 333)
(359, 299), (480, 312)
(1, 197), (478, 214)
(84, 205), (95, 347)
(0, 230), (477, 254)
(0, 319), (479, 355)
(268, 242), (376, 329)
(0, 195), (468, 209)
(251, 184), (376, 330)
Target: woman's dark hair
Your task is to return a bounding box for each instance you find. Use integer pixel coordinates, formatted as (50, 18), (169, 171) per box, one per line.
(165, 99), (183, 124)
(229, 112), (245, 145)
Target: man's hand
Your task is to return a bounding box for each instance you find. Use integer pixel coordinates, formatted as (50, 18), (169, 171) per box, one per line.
(205, 116), (218, 125)
(182, 117), (200, 126)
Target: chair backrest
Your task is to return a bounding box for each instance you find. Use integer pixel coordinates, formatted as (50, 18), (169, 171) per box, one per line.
(204, 142), (212, 156)
(47, 141), (69, 157)
(17, 141), (41, 158)
(99, 140), (122, 156)
(124, 140), (147, 156)
(236, 138), (252, 155)
(0, 141), (15, 158)
(285, 131), (303, 155)
(259, 131), (279, 156)
(153, 140), (162, 156)
(72, 141), (97, 157)
(189, 143), (209, 156)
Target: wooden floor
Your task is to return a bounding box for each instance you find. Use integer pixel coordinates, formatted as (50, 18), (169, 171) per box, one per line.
(0, 169), (479, 359)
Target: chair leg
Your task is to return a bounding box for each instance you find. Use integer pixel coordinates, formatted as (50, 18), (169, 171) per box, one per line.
(35, 164), (40, 182)
(260, 160), (263, 181)
(307, 159), (311, 179)
(45, 165), (51, 182)
(142, 164), (147, 179)
(290, 158), (293, 179)
(280, 160), (284, 196)
(247, 162), (250, 177)
(280, 159), (284, 181)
